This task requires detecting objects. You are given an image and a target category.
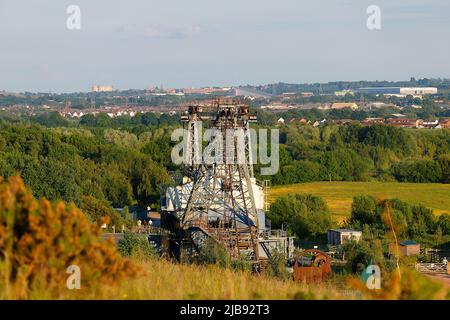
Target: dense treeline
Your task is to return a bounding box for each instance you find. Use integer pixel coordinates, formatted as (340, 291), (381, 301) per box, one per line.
(0, 91), (197, 109)
(30, 110), (180, 128)
(0, 112), (449, 223)
(269, 192), (450, 278)
(349, 196), (450, 242)
(341, 196), (450, 270)
(260, 123), (450, 185)
(0, 123), (173, 224)
(269, 192), (450, 245)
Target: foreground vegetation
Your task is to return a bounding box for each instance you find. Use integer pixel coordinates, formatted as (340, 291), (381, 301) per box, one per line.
(0, 176), (350, 300)
(0, 176), (139, 299)
(63, 259), (449, 300)
(0, 176), (447, 300)
(90, 259), (348, 300)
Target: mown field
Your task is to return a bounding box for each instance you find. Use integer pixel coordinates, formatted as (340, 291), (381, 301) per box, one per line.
(270, 182), (450, 222)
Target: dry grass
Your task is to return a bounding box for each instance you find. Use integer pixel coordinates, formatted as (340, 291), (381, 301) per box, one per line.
(34, 259), (358, 300)
(4, 257), (449, 300)
(271, 182), (450, 223)
(86, 259), (353, 300)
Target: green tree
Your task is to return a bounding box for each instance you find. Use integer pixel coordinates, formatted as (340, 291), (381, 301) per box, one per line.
(392, 159), (442, 183)
(268, 194), (334, 240)
(350, 195), (378, 226)
(34, 111), (69, 127)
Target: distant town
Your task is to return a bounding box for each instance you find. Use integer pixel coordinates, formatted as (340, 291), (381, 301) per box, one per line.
(1, 78), (450, 129)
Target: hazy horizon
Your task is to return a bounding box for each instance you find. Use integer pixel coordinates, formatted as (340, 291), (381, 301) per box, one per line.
(1, 0), (449, 92)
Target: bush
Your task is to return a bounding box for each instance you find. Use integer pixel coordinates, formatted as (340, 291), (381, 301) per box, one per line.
(341, 240), (390, 274)
(0, 176), (139, 299)
(267, 249), (290, 280)
(197, 238), (252, 272)
(118, 231), (156, 261)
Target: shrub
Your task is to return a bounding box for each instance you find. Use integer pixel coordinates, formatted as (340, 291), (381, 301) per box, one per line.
(118, 231), (156, 261)
(0, 176), (139, 299)
(197, 238), (252, 272)
(341, 240), (390, 274)
(267, 249), (290, 280)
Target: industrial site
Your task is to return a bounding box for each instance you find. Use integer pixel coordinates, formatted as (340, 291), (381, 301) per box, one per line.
(1, 2), (450, 317)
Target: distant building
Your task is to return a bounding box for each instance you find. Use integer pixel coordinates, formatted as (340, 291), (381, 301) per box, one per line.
(386, 118), (422, 128)
(389, 240), (420, 257)
(260, 104), (294, 111)
(420, 120), (439, 129)
(359, 87), (437, 96)
(328, 229), (362, 246)
(362, 117), (385, 125)
(183, 87), (230, 95)
(332, 119), (354, 125)
(317, 104), (331, 110)
(277, 117), (285, 124)
(331, 102), (358, 110)
(92, 85), (114, 92)
(365, 102), (397, 110)
(390, 113), (407, 118)
(439, 119), (450, 128)
(334, 90), (355, 97)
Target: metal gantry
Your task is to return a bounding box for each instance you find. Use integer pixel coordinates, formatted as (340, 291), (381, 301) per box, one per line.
(178, 99), (260, 265)
(161, 99), (295, 270)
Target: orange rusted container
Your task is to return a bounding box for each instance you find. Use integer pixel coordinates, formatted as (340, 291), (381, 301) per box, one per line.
(293, 249), (332, 282)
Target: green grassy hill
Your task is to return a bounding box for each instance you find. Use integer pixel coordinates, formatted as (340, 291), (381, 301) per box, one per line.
(270, 182), (450, 222)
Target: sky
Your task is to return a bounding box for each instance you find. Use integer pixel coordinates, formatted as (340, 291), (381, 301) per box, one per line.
(0, 0), (449, 92)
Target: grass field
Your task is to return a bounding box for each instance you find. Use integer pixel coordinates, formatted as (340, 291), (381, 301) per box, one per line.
(270, 182), (450, 222)
(21, 258), (447, 300)
(17, 259), (354, 300)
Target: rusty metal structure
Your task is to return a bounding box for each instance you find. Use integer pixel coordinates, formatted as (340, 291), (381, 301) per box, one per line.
(161, 99), (294, 270)
(293, 249), (332, 282)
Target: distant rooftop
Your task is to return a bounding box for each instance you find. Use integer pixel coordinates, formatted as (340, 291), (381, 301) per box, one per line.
(399, 240), (418, 246)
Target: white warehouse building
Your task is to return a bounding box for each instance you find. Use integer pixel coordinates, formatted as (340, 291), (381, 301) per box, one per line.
(359, 87), (437, 96)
